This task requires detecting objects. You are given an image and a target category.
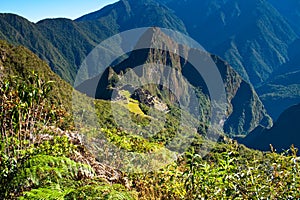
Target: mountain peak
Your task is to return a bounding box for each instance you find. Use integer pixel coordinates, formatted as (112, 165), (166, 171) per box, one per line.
(75, 0), (187, 34)
(133, 27), (180, 53)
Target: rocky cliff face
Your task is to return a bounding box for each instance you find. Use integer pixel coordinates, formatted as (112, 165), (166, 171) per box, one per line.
(77, 27), (272, 135)
(211, 56), (272, 135)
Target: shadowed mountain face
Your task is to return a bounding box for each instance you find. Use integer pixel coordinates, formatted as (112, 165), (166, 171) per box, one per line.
(159, 0), (298, 86)
(76, 0), (187, 34)
(258, 71), (300, 120)
(76, 27), (272, 135)
(268, 0), (300, 35)
(158, 0), (300, 121)
(240, 103), (300, 153)
(257, 39), (300, 120)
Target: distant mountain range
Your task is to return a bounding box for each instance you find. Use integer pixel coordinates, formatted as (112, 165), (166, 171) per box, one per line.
(158, 0), (298, 85)
(0, 0), (299, 120)
(0, 0), (299, 151)
(0, 0), (188, 84)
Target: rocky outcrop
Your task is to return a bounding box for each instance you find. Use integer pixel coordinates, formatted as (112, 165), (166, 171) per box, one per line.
(113, 28), (272, 135)
(32, 126), (130, 188)
(77, 27), (272, 135)
(132, 88), (169, 112)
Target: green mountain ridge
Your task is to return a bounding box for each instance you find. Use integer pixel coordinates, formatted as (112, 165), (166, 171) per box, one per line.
(0, 0), (188, 85)
(76, 0), (187, 34)
(0, 14), (75, 83)
(159, 0), (298, 86)
(0, 39), (72, 106)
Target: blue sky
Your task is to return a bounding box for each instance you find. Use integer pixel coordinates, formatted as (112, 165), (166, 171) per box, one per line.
(0, 0), (118, 22)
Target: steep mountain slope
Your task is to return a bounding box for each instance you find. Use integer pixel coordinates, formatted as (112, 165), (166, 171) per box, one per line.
(257, 39), (300, 120)
(77, 27), (272, 135)
(0, 0), (187, 84)
(0, 0), (297, 87)
(278, 38), (300, 77)
(36, 19), (97, 78)
(258, 71), (300, 120)
(76, 0), (187, 34)
(0, 43), (299, 200)
(159, 0), (298, 86)
(1, 0), (293, 133)
(0, 40), (136, 199)
(0, 14), (74, 83)
(0, 39), (72, 105)
(268, 0), (300, 35)
(241, 103), (300, 152)
(0, 14), (115, 84)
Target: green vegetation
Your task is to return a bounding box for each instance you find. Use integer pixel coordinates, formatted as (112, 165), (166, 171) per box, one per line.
(0, 14), (75, 83)
(0, 75), (136, 199)
(0, 39), (73, 110)
(1, 7), (275, 135)
(119, 90), (147, 116)
(128, 99), (146, 116)
(132, 143), (300, 199)
(0, 37), (299, 199)
(1, 73), (300, 199)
